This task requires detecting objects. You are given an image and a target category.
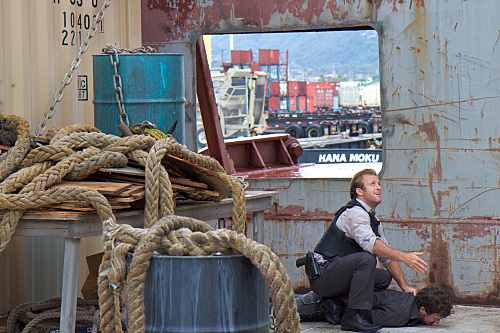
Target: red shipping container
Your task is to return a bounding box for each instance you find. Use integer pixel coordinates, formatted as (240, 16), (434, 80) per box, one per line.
(314, 88), (334, 108)
(289, 97), (297, 111)
(298, 96), (307, 110)
(250, 61), (260, 72)
(259, 49), (280, 65)
(269, 81), (280, 96)
(267, 96), (280, 111)
(307, 82), (339, 99)
(231, 50), (252, 65)
(307, 97), (315, 111)
(298, 81), (307, 96)
(288, 81), (299, 97)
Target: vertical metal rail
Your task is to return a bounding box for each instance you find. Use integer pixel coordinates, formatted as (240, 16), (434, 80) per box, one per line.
(195, 36), (235, 174)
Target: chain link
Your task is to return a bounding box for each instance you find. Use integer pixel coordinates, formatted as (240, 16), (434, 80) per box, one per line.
(101, 44), (157, 127)
(36, 0), (113, 138)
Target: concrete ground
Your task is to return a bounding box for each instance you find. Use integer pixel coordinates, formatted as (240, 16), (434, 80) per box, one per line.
(1, 305), (498, 332)
(299, 305), (500, 332)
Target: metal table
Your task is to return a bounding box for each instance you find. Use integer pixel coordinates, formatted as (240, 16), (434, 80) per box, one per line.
(12, 190), (275, 333)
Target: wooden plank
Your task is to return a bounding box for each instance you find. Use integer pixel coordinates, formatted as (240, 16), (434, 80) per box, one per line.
(117, 185), (145, 196)
(162, 154), (232, 199)
(88, 174), (145, 185)
(50, 181), (133, 196)
(99, 166), (145, 177)
(171, 184), (220, 198)
(49, 201), (131, 211)
(170, 177), (208, 189)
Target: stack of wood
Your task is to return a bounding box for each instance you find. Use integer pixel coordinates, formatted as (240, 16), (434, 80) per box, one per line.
(29, 153), (233, 214)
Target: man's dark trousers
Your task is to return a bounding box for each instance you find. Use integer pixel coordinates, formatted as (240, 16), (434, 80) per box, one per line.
(309, 252), (392, 310)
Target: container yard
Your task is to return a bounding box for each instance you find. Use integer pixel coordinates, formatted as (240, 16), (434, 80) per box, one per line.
(1, 0), (500, 332)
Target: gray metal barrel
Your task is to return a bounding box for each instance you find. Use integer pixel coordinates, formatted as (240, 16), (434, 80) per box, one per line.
(142, 254), (270, 333)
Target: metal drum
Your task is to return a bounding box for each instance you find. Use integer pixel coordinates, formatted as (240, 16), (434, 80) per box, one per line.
(142, 254), (269, 333)
(93, 53), (185, 143)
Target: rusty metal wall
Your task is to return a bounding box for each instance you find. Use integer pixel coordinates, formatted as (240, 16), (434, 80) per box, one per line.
(141, 0), (500, 304)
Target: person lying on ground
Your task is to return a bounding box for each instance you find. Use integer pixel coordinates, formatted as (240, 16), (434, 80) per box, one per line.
(296, 285), (452, 328)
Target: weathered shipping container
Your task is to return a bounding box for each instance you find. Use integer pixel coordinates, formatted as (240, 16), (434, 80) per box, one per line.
(231, 49), (252, 65)
(298, 96), (307, 110)
(258, 49), (280, 65)
(338, 85), (362, 108)
(313, 88), (335, 108)
(0, 0), (141, 315)
(360, 80), (381, 108)
(288, 81), (299, 97)
(269, 81), (280, 96)
(267, 96), (279, 111)
(141, 0), (500, 305)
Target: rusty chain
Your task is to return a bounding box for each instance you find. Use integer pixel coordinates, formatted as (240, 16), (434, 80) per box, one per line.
(36, 0), (113, 138)
(101, 45), (157, 128)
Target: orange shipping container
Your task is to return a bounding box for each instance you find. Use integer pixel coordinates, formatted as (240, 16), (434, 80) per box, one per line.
(299, 96), (307, 110)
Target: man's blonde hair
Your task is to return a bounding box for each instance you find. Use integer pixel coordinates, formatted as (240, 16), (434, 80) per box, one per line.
(350, 169), (378, 199)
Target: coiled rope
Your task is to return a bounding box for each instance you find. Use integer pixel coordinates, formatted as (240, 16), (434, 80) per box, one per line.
(98, 216), (300, 333)
(0, 114), (35, 182)
(0, 122), (246, 253)
(7, 298), (103, 333)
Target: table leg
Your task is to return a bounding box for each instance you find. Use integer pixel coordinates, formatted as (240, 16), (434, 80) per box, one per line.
(59, 238), (80, 333)
(253, 211), (265, 244)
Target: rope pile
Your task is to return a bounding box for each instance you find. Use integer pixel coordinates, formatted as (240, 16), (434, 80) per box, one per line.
(7, 298), (104, 333)
(99, 216), (300, 333)
(0, 116), (299, 332)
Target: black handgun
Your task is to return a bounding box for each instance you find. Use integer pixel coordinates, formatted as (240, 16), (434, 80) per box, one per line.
(296, 251), (320, 279)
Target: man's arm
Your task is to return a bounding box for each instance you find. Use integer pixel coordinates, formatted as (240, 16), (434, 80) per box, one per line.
(373, 239), (426, 295)
(372, 238), (427, 274)
(386, 261), (417, 295)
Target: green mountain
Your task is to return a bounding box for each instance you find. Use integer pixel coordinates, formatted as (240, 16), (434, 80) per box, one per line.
(209, 30), (379, 80)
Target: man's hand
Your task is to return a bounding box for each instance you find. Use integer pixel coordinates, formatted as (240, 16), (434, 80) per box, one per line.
(403, 286), (418, 296)
(402, 252), (427, 274)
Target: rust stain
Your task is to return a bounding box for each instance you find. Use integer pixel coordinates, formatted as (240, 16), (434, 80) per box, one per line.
(436, 185), (459, 216)
(396, 221), (431, 239)
(426, 225), (454, 299)
(418, 120), (443, 181)
(451, 224), (490, 242)
(428, 171), (439, 216)
(267, 205), (334, 220)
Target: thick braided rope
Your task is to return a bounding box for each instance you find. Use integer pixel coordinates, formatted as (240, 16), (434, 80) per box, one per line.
(0, 186), (114, 254)
(0, 161), (53, 193)
(144, 139), (176, 227)
(21, 145), (75, 168)
(98, 216), (212, 333)
(0, 128), (155, 255)
(48, 124), (101, 144)
(0, 114), (35, 182)
(99, 216), (299, 333)
(7, 297), (99, 333)
(0, 146), (114, 253)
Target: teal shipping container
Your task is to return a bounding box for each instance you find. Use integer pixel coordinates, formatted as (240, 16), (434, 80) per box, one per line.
(93, 53), (185, 143)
